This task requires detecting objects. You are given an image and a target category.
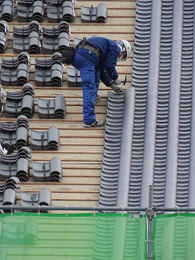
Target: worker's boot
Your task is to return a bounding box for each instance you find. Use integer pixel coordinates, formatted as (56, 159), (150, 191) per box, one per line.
(83, 120), (105, 128)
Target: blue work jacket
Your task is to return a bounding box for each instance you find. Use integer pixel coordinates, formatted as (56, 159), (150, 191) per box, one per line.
(78, 36), (121, 86)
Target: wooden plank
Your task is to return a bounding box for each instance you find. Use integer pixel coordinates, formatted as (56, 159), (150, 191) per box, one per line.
(2, 84), (131, 94)
(0, 56), (133, 66)
(9, 24), (134, 33)
(51, 201), (98, 207)
(34, 98), (107, 103)
(1, 86), (111, 92)
(52, 192), (98, 200)
(21, 184), (99, 192)
(59, 137), (104, 146)
(0, 62), (131, 74)
(29, 114), (106, 124)
(50, 145), (103, 153)
(30, 127), (105, 136)
(17, 192), (99, 201)
(0, 64), (131, 78)
(31, 153), (102, 161)
(76, 1), (135, 8)
(0, 113), (106, 122)
(27, 177), (100, 185)
(8, 17), (135, 25)
(75, 9), (134, 17)
(66, 106), (106, 113)
(62, 168), (101, 177)
(62, 162), (101, 169)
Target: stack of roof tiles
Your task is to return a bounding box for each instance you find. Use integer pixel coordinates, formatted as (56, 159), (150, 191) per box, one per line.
(0, 52), (30, 86)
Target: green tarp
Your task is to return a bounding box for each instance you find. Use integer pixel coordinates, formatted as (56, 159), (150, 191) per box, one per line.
(2, 212), (195, 259)
(0, 213), (146, 260)
(153, 214), (195, 260)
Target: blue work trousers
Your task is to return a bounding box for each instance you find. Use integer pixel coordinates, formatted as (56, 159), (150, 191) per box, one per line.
(73, 48), (100, 125)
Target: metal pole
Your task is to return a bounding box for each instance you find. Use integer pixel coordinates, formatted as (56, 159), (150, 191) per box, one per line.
(0, 206), (147, 212)
(1, 205), (195, 212)
(146, 185), (154, 260)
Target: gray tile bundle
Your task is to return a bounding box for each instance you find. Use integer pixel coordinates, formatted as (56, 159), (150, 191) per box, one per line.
(0, 20), (8, 53)
(37, 95), (66, 119)
(30, 126), (59, 150)
(0, 177), (20, 193)
(0, 52), (30, 86)
(0, 177), (20, 212)
(17, 0), (44, 22)
(0, 115), (29, 152)
(31, 157), (62, 181)
(0, 0), (13, 22)
(3, 83), (34, 118)
(35, 53), (64, 87)
(13, 21), (42, 54)
(42, 21), (70, 54)
(20, 188), (51, 209)
(81, 3), (107, 23)
(66, 66), (82, 87)
(99, 91), (126, 207)
(46, 0), (75, 23)
(0, 147), (30, 181)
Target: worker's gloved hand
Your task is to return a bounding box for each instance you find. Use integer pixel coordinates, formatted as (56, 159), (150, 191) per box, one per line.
(0, 88), (6, 113)
(110, 80), (123, 93)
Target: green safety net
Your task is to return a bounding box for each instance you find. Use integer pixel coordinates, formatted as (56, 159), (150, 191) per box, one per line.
(153, 214), (195, 260)
(0, 212), (146, 260)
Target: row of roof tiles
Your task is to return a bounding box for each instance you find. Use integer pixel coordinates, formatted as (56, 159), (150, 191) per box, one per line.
(0, 0), (107, 23)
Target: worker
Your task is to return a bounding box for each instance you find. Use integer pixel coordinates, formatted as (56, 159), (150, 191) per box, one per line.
(62, 36), (132, 127)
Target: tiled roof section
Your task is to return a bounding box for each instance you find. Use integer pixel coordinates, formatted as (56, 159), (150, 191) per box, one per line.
(0, 0), (135, 208)
(66, 66), (81, 87)
(46, 0), (75, 23)
(98, 0), (195, 210)
(3, 83), (34, 118)
(20, 188), (51, 208)
(81, 3), (107, 23)
(0, 52), (30, 86)
(36, 95), (66, 119)
(35, 54), (64, 87)
(0, 115), (29, 150)
(99, 91), (126, 207)
(0, 177), (20, 193)
(42, 22), (70, 54)
(0, 0), (13, 22)
(31, 157), (62, 181)
(13, 21), (42, 54)
(128, 0), (152, 208)
(99, 88), (135, 208)
(30, 126), (59, 150)
(0, 147), (30, 181)
(0, 20), (8, 53)
(0, 178), (51, 212)
(17, 0), (44, 22)
(2, 84), (66, 119)
(0, 177), (20, 212)
(174, 0), (193, 208)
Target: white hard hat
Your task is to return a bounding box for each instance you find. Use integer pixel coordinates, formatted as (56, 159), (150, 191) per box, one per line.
(116, 40), (132, 61)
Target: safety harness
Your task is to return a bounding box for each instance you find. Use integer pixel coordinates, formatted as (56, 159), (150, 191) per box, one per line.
(77, 38), (101, 57)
